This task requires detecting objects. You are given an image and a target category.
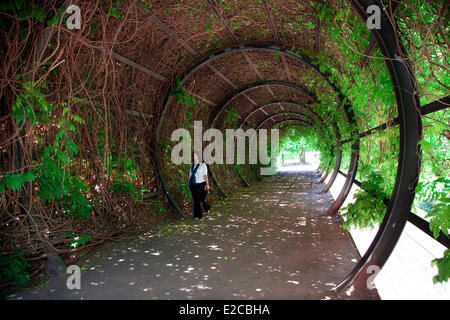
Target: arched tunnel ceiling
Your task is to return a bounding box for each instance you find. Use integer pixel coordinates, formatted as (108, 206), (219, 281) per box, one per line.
(2, 0), (448, 297)
(116, 0), (397, 225)
(85, 0), (375, 136)
(130, 0), (426, 292)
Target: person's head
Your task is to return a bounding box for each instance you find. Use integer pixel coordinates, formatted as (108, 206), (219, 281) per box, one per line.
(192, 150), (200, 164)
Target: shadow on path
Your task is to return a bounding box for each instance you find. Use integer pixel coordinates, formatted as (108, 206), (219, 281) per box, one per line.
(13, 171), (378, 300)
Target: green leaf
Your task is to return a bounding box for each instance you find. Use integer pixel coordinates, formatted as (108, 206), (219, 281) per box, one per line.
(432, 250), (450, 284)
(109, 7), (123, 20)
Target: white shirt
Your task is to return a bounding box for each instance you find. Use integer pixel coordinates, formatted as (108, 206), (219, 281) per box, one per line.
(189, 163), (207, 184)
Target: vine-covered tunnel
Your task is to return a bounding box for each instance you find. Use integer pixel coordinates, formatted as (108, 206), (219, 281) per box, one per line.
(0, 0), (448, 300)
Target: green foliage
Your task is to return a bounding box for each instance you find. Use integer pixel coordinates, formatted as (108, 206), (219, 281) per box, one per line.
(223, 107), (239, 129)
(110, 154), (138, 180)
(0, 171), (34, 193)
(278, 124), (334, 169)
(340, 171), (388, 230)
(415, 177), (449, 238)
(274, 51), (281, 60)
(169, 78), (198, 128)
(111, 178), (146, 201)
(33, 106), (92, 219)
(0, 251), (31, 286)
(359, 170), (389, 202)
(280, 132), (309, 154)
(341, 189), (385, 230)
(35, 144), (92, 218)
(64, 178), (91, 219)
(47, 7), (67, 26)
(10, 84), (92, 219)
(64, 232), (92, 249)
(109, 7), (123, 20)
(169, 79), (196, 107)
(138, 0), (150, 11)
(110, 154), (145, 200)
(432, 249), (450, 284)
(0, 1), (46, 21)
(12, 82), (52, 125)
(178, 169), (191, 199)
(0, 0), (25, 11)
(153, 200), (166, 214)
(112, 179), (135, 194)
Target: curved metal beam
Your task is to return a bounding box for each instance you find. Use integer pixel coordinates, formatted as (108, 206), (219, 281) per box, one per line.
(210, 80), (316, 127)
(156, 44), (358, 220)
(243, 114), (313, 181)
(239, 100), (312, 128)
(270, 118), (311, 129)
(192, 47), (359, 217)
(239, 102), (331, 182)
(334, 0), (422, 294)
(319, 158), (333, 183)
(239, 100), (337, 185)
(238, 100), (336, 182)
(322, 143), (342, 193)
(208, 81), (333, 189)
(238, 100), (326, 130)
(260, 112), (314, 127)
(244, 112), (328, 179)
(327, 145), (359, 215)
(255, 114), (311, 133)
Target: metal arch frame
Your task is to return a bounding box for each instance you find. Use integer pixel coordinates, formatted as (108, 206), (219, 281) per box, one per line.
(212, 83), (336, 188)
(256, 112), (314, 127)
(237, 100), (333, 182)
(197, 47), (359, 217)
(209, 80), (316, 126)
(270, 118), (312, 129)
(157, 45), (359, 218)
(249, 111), (336, 178)
(254, 113), (312, 132)
(246, 115), (315, 181)
(207, 80), (332, 191)
(238, 100), (328, 130)
(234, 99), (337, 185)
(263, 119), (340, 191)
(237, 112), (314, 185)
(238, 100), (317, 129)
(319, 158), (333, 183)
(269, 118), (332, 175)
(327, 140), (359, 215)
(333, 0), (423, 294)
(202, 80), (322, 191)
(31, 1), (422, 297)
(149, 0), (423, 297)
(322, 139), (343, 193)
(250, 114), (313, 166)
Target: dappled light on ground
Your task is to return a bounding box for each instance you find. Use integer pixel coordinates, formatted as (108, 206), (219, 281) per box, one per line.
(13, 172), (377, 300)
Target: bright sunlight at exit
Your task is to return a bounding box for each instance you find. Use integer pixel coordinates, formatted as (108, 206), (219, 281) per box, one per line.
(276, 125), (321, 173)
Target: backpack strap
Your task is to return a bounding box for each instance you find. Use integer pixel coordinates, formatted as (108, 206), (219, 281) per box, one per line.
(191, 163), (200, 175)
(189, 163), (200, 189)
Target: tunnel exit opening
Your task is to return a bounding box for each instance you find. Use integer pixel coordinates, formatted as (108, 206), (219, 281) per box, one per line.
(276, 151), (321, 173)
(276, 126), (322, 173)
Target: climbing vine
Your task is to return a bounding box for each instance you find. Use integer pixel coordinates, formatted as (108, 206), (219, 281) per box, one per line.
(0, 0), (448, 289)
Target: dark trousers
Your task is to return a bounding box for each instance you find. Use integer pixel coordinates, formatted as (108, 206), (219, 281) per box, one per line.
(191, 182), (207, 219)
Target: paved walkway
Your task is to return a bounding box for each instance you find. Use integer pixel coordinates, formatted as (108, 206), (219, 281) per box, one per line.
(13, 169), (378, 300)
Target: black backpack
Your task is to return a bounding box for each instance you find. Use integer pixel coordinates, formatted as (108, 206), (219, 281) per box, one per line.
(188, 163), (200, 190)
